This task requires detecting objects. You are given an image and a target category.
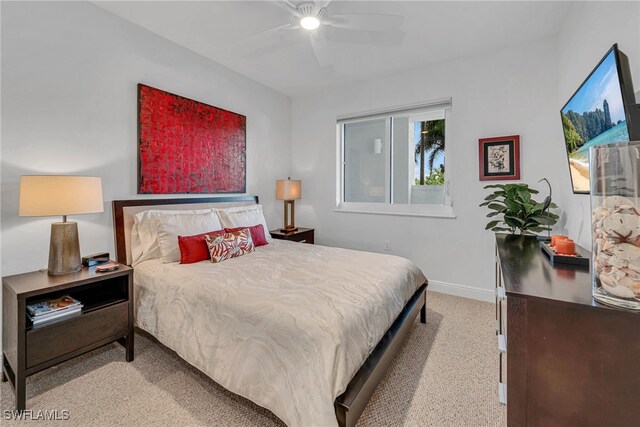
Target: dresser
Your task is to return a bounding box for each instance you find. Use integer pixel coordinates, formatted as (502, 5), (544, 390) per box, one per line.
(495, 234), (640, 426)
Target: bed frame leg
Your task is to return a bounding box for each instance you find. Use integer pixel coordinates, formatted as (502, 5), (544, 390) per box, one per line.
(419, 281), (428, 324)
(420, 288), (427, 324)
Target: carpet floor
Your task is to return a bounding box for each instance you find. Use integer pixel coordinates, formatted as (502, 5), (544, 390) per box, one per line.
(1, 291), (506, 426)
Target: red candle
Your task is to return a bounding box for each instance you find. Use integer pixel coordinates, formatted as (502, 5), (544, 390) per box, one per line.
(551, 234), (567, 247)
(555, 238), (576, 255)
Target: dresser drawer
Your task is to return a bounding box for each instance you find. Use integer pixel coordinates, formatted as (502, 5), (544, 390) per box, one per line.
(26, 302), (129, 368)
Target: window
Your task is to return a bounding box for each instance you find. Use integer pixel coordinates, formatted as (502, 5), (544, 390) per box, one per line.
(337, 99), (453, 217)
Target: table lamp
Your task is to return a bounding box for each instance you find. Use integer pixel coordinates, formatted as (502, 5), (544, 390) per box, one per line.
(275, 177), (301, 232)
(19, 176), (104, 275)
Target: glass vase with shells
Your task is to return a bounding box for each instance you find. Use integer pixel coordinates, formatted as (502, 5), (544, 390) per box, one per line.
(591, 141), (640, 311)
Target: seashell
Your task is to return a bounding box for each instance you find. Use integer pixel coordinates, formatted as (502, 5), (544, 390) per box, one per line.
(611, 243), (640, 263)
(599, 272), (617, 287)
(601, 266), (613, 274)
(606, 253), (628, 269)
(631, 282), (640, 297)
(619, 267), (640, 281)
(615, 269), (628, 281)
(593, 207), (606, 222)
(596, 252), (612, 267)
(602, 196), (635, 209)
(599, 273), (637, 299)
(602, 213), (640, 240)
(627, 262), (640, 275)
(602, 240), (615, 252)
(613, 207), (640, 218)
(617, 275), (640, 291)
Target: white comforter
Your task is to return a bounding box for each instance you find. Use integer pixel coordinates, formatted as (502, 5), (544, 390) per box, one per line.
(134, 240), (426, 426)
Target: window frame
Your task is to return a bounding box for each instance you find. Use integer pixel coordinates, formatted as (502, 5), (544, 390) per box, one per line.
(335, 99), (454, 218)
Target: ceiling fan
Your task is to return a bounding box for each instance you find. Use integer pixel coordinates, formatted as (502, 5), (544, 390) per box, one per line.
(248, 0), (405, 67)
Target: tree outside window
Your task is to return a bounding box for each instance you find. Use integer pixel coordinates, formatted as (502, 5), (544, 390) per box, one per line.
(414, 119), (445, 185)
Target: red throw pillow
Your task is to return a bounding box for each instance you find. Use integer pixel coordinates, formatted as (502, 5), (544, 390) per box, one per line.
(178, 230), (225, 264)
(205, 229), (255, 263)
(224, 224), (268, 247)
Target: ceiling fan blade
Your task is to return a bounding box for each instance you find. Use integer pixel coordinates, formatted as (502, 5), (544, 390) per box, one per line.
(323, 26), (405, 46)
(327, 13), (403, 32)
(271, 0), (301, 17)
(242, 23), (297, 43)
(240, 24), (301, 58)
(317, 0), (333, 9)
(309, 30), (332, 68)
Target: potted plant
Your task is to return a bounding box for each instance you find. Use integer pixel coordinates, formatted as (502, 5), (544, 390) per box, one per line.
(480, 179), (559, 235)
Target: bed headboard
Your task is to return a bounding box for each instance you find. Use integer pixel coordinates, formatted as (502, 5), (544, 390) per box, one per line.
(112, 196), (259, 265)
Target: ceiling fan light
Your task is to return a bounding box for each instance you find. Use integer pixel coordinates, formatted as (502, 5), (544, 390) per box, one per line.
(300, 16), (320, 30)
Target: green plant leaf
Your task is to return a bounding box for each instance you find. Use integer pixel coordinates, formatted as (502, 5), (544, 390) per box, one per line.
(483, 184), (507, 190)
(517, 189), (531, 203)
(506, 186), (519, 198)
(504, 200), (520, 212)
(487, 203), (506, 211)
(485, 220), (500, 230)
(531, 202), (545, 213)
(505, 215), (525, 225)
(487, 211), (502, 217)
(504, 216), (519, 227)
(530, 215), (557, 225)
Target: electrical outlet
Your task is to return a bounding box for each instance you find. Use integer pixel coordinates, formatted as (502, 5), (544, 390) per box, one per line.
(384, 240), (391, 251)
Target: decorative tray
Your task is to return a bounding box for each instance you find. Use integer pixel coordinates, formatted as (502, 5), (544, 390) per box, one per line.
(540, 241), (590, 267)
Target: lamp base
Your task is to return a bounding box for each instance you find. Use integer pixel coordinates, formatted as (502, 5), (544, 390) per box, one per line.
(279, 226), (298, 233)
(281, 200), (298, 233)
(48, 221), (82, 276)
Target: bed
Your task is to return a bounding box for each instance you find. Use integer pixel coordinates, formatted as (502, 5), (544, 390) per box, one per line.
(113, 196), (428, 427)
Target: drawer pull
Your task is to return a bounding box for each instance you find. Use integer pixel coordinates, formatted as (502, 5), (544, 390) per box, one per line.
(498, 334), (507, 353)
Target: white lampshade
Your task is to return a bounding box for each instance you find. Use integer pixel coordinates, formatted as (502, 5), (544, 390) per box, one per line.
(19, 175), (104, 217)
(276, 179), (302, 201)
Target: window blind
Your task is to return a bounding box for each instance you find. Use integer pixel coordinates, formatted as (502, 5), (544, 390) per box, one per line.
(337, 97), (452, 124)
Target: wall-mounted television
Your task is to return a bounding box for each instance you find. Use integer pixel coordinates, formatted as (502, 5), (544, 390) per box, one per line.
(561, 44), (640, 194)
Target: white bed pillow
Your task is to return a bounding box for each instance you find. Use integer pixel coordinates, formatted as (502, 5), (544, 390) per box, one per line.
(156, 211), (223, 263)
(216, 204), (272, 241)
(131, 208), (213, 265)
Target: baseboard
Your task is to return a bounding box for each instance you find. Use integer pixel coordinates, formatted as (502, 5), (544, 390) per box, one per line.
(427, 280), (494, 302)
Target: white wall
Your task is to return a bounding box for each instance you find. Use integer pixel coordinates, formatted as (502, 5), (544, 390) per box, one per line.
(290, 37), (567, 300)
(556, 1), (640, 249)
(0, 1), (291, 276)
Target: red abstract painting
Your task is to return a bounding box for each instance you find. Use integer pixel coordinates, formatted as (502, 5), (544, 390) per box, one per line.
(138, 84), (246, 194)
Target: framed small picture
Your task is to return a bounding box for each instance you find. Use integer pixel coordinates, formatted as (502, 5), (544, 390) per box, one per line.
(479, 135), (520, 181)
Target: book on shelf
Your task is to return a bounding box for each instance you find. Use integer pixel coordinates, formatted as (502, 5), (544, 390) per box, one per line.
(28, 306), (82, 326)
(26, 295), (82, 317)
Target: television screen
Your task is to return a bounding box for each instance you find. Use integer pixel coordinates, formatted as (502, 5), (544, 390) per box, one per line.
(561, 46), (631, 194)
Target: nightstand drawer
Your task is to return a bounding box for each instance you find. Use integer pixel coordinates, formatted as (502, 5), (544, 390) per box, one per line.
(26, 301), (128, 368)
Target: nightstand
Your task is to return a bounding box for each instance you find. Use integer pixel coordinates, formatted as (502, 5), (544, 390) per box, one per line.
(2, 263), (134, 411)
(270, 227), (314, 244)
